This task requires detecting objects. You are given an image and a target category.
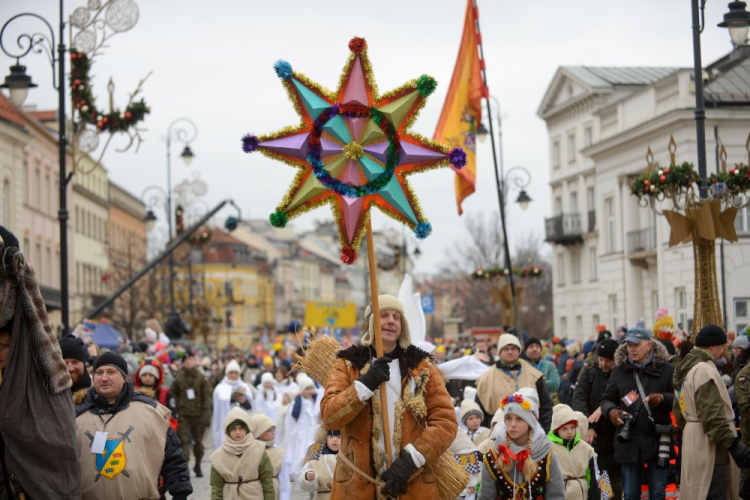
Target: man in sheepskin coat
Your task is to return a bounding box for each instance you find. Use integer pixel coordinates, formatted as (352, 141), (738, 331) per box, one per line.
(321, 295), (457, 499)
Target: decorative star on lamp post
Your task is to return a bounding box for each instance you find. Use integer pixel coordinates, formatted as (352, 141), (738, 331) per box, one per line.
(242, 37), (466, 264)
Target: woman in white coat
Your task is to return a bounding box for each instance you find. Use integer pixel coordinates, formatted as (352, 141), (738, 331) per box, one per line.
(283, 375), (320, 478)
(254, 372), (280, 421)
(211, 360), (251, 449)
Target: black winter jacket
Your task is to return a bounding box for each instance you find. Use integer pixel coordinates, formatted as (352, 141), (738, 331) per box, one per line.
(75, 382), (193, 499)
(572, 361), (618, 470)
(600, 342), (675, 465)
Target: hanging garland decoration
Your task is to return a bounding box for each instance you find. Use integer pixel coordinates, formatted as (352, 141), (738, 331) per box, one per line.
(471, 266), (542, 280)
(70, 49), (150, 133)
(630, 162), (698, 200)
(708, 164), (750, 194)
(241, 37), (466, 264)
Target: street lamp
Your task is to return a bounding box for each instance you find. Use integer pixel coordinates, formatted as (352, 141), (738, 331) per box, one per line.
(718, 1), (750, 46)
(165, 118), (198, 313)
(691, 1), (750, 199)
(1, 7), (71, 333)
(144, 209), (157, 231)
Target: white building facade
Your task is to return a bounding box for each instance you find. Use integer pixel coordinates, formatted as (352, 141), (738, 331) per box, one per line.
(539, 48), (750, 340)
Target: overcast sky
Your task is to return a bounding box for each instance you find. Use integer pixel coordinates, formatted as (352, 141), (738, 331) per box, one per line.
(1, 0), (738, 274)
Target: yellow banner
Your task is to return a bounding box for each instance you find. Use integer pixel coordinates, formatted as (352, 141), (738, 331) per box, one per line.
(304, 301), (357, 328)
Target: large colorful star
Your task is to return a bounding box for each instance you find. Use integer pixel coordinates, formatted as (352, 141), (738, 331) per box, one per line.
(242, 37), (465, 264)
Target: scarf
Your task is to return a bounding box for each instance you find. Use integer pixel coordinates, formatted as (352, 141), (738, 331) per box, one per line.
(291, 393), (317, 420)
(629, 348), (654, 370)
(222, 432), (255, 456)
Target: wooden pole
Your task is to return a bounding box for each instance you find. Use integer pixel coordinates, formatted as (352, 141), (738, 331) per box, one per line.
(365, 218), (393, 464)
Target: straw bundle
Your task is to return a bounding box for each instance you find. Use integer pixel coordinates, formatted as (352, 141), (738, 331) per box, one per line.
(435, 451), (470, 500)
(293, 333), (342, 385)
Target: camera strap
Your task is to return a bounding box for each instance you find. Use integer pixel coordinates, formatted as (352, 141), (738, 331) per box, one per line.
(633, 371), (655, 423)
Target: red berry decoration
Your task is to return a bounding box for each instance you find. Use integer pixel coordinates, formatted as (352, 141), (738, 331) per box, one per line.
(665, 168), (670, 174)
(644, 179), (650, 186)
(348, 37), (367, 54)
(660, 175), (667, 183)
(730, 168), (736, 175)
(96, 120), (104, 128)
(125, 111), (132, 119)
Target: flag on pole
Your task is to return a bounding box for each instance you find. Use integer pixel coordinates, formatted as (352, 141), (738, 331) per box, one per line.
(433, 0), (488, 215)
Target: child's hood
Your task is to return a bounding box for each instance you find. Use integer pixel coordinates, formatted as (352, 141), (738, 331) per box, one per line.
(223, 406), (253, 435)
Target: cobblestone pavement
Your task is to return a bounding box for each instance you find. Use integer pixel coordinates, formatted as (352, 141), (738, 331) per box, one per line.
(170, 432), (310, 499)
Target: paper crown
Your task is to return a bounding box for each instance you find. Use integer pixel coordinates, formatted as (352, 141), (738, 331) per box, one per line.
(242, 37), (466, 264)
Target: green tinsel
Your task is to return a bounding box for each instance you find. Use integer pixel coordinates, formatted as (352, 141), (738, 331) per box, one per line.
(270, 210), (288, 228)
(416, 75), (437, 97)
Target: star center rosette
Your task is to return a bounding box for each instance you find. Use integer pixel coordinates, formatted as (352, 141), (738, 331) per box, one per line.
(242, 37), (466, 264)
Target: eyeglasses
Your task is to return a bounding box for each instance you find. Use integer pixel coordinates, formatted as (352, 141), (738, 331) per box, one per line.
(0, 343), (10, 351)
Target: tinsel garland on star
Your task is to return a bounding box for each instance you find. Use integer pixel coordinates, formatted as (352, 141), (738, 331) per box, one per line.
(242, 37), (466, 264)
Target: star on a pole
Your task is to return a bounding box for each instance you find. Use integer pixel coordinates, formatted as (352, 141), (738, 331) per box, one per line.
(242, 37), (466, 264)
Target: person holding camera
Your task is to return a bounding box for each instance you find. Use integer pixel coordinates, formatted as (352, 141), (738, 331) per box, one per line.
(673, 324), (748, 499)
(600, 326), (675, 500)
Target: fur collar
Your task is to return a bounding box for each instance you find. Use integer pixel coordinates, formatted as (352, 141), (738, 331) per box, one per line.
(337, 344), (432, 374)
(614, 341), (669, 368)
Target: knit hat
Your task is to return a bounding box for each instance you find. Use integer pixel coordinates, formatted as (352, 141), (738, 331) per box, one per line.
(225, 360), (241, 375)
(565, 340), (581, 356)
(224, 406), (252, 436)
(93, 351), (128, 378)
(138, 364), (160, 382)
(249, 413), (276, 438)
(497, 333), (522, 352)
(59, 335), (89, 363)
(260, 372), (275, 386)
(361, 295), (411, 349)
(263, 356), (274, 366)
(551, 403), (588, 435)
(695, 324), (727, 347)
(524, 337), (542, 350)
(583, 340), (596, 355)
(460, 399), (484, 424)
(734, 335), (749, 350)
(596, 330), (613, 343)
(463, 386), (477, 402)
(597, 339), (619, 360)
(654, 308), (675, 341)
(500, 387), (540, 431)
(297, 374), (315, 393)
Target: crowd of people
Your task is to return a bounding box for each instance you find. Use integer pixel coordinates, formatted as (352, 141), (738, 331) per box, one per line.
(4, 281), (750, 499)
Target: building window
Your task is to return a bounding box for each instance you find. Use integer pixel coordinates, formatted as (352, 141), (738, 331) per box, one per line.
(45, 247), (51, 285)
(584, 126), (593, 147)
(576, 316), (583, 335)
(34, 168), (40, 208)
(23, 238), (29, 253)
(572, 250), (581, 283)
(609, 294), (618, 331)
(736, 298), (750, 333)
(589, 247), (598, 280)
(557, 253), (565, 285)
(735, 196), (750, 234)
(44, 174), (50, 214)
(2, 180), (9, 225)
(567, 133), (576, 163)
(587, 187), (595, 213)
(560, 317), (568, 338)
(23, 161), (28, 203)
(593, 314), (601, 330)
(552, 141), (560, 169)
(554, 197), (562, 216)
(570, 192), (578, 214)
(676, 287), (688, 330)
(35, 243), (41, 276)
(605, 198), (615, 253)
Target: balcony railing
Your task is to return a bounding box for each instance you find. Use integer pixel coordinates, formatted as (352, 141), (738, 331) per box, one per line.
(588, 210), (596, 233)
(545, 213), (583, 245)
(627, 227), (657, 255)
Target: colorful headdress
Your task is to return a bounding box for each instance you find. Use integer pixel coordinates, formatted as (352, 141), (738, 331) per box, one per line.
(654, 307), (675, 341)
(242, 37), (466, 264)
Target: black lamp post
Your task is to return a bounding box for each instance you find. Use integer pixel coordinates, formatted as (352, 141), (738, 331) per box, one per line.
(165, 118), (198, 313)
(1, 3), (70, 334)
(691, 1), (750, 198)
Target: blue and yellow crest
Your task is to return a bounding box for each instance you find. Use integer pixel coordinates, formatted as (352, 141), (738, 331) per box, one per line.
(95, 438), (128, 480)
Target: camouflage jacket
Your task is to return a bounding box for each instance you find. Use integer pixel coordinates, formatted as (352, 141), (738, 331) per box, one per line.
(171, 367), (212, 420)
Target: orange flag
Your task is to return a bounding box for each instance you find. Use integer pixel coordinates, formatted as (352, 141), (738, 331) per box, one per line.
(434, 0), (487, 215)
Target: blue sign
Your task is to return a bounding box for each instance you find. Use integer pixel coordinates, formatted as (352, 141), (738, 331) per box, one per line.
(421, 295), (435, 313)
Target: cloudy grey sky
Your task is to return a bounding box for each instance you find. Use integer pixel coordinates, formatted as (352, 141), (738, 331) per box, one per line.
(1, 0), (738, 274)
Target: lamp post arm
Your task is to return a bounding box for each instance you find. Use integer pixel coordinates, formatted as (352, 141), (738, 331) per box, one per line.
(0, 12), (58, 88)
(691, 0), (709, 198)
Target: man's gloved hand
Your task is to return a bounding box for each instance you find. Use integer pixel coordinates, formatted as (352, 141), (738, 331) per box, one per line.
(645, 393), (664, 408)
(729, 437), (750, 468)
(380, 449), (417, 497)
(609, 409), (625, 426)
(356, 356), (391, 392)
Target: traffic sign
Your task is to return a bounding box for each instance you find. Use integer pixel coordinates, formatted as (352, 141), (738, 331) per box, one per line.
(421, 295), (435, 313)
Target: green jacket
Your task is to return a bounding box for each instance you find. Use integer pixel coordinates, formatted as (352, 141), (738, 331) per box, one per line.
(172, 367), (212, 420)
(673, 348), (735, 464)
(735, 363), (750, 448)
(210, 454), (275, 500)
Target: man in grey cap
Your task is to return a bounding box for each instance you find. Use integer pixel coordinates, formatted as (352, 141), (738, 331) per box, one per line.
(601, 325), (675, 500)
(75, 351), (193, 500)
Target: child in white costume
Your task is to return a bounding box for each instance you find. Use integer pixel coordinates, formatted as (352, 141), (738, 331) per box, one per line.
(254, 372), (280, 421)
(297, 426), (341, 500)
(283, 374), (320, 478)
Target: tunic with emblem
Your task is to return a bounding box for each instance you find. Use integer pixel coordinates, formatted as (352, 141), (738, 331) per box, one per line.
(298, 454), (337, 500)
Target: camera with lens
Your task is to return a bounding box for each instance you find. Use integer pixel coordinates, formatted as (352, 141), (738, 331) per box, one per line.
(655, 423), (677, 467)
(617, 412), (636, 443)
